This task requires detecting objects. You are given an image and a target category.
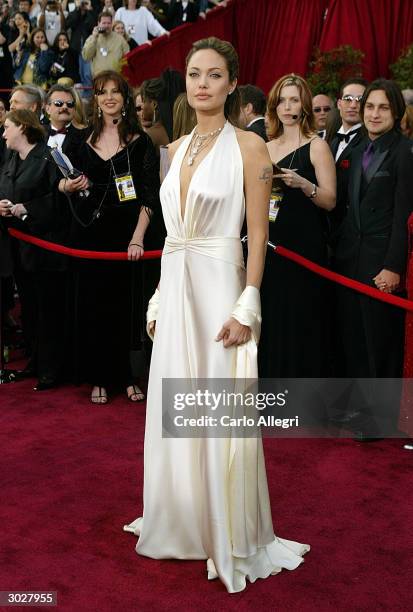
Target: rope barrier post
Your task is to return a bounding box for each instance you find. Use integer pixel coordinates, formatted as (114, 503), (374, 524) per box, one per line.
(0, 277), (18, 384)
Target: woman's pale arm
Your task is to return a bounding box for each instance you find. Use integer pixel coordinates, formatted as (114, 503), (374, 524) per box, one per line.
(308, 138), (336, 210)
(243, 134), (271, 288)
(127, 207), (151, 261)
(216, 132), (271, 347)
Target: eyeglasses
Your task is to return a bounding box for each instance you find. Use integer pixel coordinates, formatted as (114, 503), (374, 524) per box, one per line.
(51, 100), (75, 108)
(136, 105), (142, 112)
(341, 94), (363, 103)
(313, 106), (331, 113)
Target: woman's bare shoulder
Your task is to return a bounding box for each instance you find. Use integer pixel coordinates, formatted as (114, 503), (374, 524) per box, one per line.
(167, 135), (187, 161)
(234, 127), (270, 161)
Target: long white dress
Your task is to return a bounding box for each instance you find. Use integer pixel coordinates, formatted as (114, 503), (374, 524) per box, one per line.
(124, 122), (309, 593)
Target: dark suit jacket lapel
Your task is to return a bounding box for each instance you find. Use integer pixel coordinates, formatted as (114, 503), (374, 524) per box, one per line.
(351, 147), (363, 229)
(330, 136), (339, 158)
(364, 149), (388, 184)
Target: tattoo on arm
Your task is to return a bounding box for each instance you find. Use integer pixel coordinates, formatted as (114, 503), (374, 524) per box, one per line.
(258, 166), (273, 184)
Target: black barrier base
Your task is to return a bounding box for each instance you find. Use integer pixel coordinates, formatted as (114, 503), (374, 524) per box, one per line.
(0, 368), (18, 384)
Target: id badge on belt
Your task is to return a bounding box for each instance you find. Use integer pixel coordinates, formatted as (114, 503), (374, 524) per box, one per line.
(269, 189), (283, 222)
(115, 175), (137, 202)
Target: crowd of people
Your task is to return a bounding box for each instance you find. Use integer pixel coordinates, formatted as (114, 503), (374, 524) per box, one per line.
(0, 0), (229, 92)
(0, 17), (413, 447)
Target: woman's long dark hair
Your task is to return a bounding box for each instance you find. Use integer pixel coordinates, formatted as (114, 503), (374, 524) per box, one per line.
(185, 37), (241, 128)
(141, 68), (185, 141)
(90, 70), (142, 146)
(52, 31), (69, 54)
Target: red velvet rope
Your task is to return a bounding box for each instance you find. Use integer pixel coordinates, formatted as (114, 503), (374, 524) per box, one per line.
(8, 228), (413, 312)
(275, 244), (413, 312)
(8, 228), (162, 261)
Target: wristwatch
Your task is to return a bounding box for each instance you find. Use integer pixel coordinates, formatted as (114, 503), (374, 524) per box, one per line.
(309, 183), (317, 199)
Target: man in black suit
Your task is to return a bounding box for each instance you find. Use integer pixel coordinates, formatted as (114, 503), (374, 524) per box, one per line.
(44, 85), (88, 158)
(239, 84), (268, 142)
(329, 78), (368, 240)
(334, 79), (413, 438)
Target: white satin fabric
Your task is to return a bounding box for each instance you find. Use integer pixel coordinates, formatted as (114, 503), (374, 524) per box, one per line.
(124, 122), (309, 593)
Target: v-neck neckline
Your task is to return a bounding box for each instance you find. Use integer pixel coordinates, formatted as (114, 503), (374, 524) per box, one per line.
(177, 123), (227, 225)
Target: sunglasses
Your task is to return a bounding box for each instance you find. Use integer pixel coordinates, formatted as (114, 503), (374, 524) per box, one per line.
(51, 100), (75, 108)
(313, 106), (331, 113)
(341, 94), (363, 103)
(136, 105), (142, 112)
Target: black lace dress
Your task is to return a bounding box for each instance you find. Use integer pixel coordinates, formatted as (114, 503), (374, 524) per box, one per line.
(69, 132), (161, 388)
(259, 142), (330, 378)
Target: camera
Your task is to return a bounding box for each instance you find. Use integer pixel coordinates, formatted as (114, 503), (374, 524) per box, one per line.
(98, 26), (106, 33)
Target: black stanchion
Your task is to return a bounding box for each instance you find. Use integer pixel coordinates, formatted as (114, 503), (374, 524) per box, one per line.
(0, 278), (18, 384)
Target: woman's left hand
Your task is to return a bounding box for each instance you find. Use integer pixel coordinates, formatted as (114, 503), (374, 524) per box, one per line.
(275, 168), (303, 189)
(127, 243), (144, 261)
(215, 317), (251, 348)
(10, 203), (27, 219)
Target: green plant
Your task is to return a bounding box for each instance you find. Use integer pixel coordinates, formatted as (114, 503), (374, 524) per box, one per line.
(390, 43), (413, 89)
(306, 45), (365, 98)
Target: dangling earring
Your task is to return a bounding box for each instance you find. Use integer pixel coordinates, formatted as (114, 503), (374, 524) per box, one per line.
(121, 106), (126, 118)
(98, 106), (102, 118)
(152, 103), (157, 125)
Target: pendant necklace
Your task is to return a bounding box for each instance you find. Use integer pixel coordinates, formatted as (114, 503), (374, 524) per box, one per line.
(187, 123), (225, 166)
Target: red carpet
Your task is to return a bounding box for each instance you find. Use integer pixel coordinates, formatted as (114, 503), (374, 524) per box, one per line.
(1, 375), (412, 611)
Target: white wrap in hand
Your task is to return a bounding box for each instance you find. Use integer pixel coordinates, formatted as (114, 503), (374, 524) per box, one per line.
(230, 285), (261, 343)
(146, 288), (160, 340)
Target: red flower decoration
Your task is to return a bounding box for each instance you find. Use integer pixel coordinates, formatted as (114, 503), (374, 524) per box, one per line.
(340, 159), (350, 169)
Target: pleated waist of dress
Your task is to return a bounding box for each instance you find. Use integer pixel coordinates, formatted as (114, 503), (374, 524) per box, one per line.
(163, 235), (245, 268)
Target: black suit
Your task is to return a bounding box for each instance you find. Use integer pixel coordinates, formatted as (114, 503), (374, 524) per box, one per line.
(246, 117), (268, 142)
(334, 129), (413, 431)
(47, 124), (88, 160)
(328, 126), (364, 242)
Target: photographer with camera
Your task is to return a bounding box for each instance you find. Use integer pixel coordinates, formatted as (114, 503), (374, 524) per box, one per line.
(38, 0), (66, 46)
(82, 10), (129, 77)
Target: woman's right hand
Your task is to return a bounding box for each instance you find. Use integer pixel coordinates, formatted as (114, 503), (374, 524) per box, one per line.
(61, 175), (89, 193)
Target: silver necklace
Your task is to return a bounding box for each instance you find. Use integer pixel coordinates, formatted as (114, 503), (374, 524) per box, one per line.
(187, 124), (225, 166)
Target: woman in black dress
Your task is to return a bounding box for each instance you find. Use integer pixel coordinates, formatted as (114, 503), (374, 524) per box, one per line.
(259, 74), (336, 378)
(0, 109), (68, 390)
(62, 70), (160, 404)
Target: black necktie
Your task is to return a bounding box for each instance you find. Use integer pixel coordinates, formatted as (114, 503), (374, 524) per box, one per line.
(362, 142), (375, 173)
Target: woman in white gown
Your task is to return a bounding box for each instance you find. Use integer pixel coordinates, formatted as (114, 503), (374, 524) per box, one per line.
(124, 36), (310, 593)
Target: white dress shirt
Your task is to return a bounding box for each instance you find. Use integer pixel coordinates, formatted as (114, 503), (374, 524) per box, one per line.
(246, 116), (265, 128)
(335, 123), (362, 161)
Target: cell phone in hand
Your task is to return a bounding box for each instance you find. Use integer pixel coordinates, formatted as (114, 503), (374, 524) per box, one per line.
(271, 163), (287, 189)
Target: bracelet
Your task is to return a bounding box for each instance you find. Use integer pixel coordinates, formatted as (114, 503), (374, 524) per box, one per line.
(129, 243), (144, 249)
(308, 183), (317, 199)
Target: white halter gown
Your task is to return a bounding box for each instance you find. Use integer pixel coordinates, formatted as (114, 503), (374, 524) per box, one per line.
(124, 122), (309, 593)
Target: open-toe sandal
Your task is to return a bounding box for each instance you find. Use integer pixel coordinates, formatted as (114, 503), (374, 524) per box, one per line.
(127, 384), (145, 403)
(91, 386), (108, 404)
